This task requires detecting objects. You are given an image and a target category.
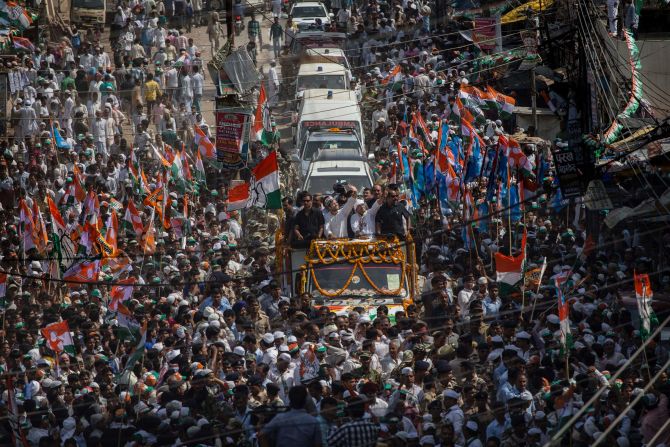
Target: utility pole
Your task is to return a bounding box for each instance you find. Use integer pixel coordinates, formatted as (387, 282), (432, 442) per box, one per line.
(531, 66), (538, 132)
(225, 0), (234, 45)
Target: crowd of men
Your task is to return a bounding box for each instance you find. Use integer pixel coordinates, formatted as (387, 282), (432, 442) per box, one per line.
(0, 0), (668, 446)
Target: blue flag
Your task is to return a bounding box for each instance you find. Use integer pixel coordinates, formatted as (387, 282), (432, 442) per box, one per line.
(465, 135), (483, 182)
(52, 126), (71, 150)
(509, 184), (521, 222)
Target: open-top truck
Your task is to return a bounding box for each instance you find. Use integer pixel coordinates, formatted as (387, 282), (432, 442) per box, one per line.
(277, 236), (418, 320)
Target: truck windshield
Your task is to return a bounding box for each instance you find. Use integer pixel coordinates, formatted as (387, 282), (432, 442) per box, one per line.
(310, 263), (404, 297)
(72, 0), (104, 8)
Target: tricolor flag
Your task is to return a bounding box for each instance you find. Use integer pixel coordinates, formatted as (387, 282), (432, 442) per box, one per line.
(40, 321), (76, 356)
(506, 137), (534, 174)
(555, 272), (572, 348)
(194, 125), (217, 160)
(634, 271), (658, 339)
(226, 151), (281, 210)
(116, 303), (142, 341)
(123, 200), (144, 237)
(109, 278), (135, 312)
(194, 148), (206, 185)
(118, 320), (147, 378)
(5, 374), (30, 447)
(18, 199), (36, 252)
(253, 83), (273, 143)
(47, 196), (67, 236)
(0, 273), (6, 298)
(63, 260), (100, 287)
(495, 232), (527, 296)
(31, 201), (48, 255)
(103, 212), (118, 257)
(382, 65), (401, 85)
(486, 86), (516, 118)
(142, 209), (157, 255)
(12, 35), (34, 52)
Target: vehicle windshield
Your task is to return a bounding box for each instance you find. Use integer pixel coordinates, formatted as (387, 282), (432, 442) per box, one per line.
(310, 263), (404, 297)
(72, 0), (104, 8)
(292, 6), (326, 18)
(297, 74), (346, 90)
(302, 138), (360, 160)
(304, 175), (371, 193)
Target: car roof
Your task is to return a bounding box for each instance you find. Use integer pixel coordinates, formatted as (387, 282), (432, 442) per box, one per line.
(313, 149), (364, 162)
(291, 2), (326, 7)
(297, 63), (348, 75)
(304, 47), (346, 57)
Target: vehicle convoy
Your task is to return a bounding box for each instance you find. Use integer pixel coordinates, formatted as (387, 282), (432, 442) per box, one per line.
(281, 31), (347, 81)
(278, 236), (418, 320)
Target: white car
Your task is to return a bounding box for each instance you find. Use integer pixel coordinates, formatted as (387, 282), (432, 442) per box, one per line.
(289, 2), (331, 30)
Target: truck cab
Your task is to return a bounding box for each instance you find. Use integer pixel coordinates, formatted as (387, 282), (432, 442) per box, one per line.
(71, 0), (109, 26)
(278, 237), (418, 321)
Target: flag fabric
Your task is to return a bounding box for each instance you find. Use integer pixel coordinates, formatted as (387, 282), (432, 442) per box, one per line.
(119, 321), (147, 378)
(63, 260), (100, 287)
(52, 125), (71, 150)
(124, 200), (144, 236)
(40, 321), (76, 356)
(47, 196), (67, 235)
(103, 212), (118, 256)
(253, 83), (273, 142)
(0, 273), (6, 300)
(556, 272), (572, 348)
(31, 201), (48, 254)
(381, 65), (401, 85)
(116, 303), (142, 342)
(12, 35), (34, 52)
(486, 85), (516, 117)
(524, 257), (547, 290)
(226, 152), (281, 210)
(635, 272), (658, 338)
(194, 125), (217, 159)
(495, 232), (527, 295)
(5, 374), (30, 447)
(109, 278), (135, 312)
(142, 209), (157, 254)
(194, 149), (206, 185)
(18, 199), (36, 252)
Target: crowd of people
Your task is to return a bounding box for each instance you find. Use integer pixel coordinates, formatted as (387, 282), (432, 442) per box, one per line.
(0, 0), (668, 446)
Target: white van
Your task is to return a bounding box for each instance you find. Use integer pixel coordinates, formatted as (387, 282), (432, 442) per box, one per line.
(294, 89), (363, 150)
(295, 63), (350, 100)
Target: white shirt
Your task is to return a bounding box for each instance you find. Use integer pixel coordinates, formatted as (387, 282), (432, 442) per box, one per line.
(192, 73), (204, 95)
(325, 197), (357, 238)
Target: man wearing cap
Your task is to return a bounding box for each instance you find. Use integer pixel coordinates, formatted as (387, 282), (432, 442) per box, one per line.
(352, 351), (382, 388)
(443, 389), (465, 445)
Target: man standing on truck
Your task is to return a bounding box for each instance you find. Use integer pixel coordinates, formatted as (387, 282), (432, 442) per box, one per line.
(375, 184), (410, 238)
(291, 192), (324, 249)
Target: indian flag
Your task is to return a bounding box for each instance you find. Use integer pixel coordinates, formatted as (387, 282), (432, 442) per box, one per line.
(118, 321), (147, 381)
(486, 86), (516, 118)
(109, 278), (135, 312)
(63, 260), (100, 287)
(194, 125), (217, 160)
(253, 84), (273, 143)
(226, 151), (281, 210)
(494, 232), (526, 295)
(40, 321), (76, 356)
(116, 303), (141, 341)
(635, 271), (658, 339)
(123, 199), (144, 237)
(555, 272), (572, 349)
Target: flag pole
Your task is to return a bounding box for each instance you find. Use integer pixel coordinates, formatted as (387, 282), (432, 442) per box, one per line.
(529, 257), (547, 322)
(641, 283), (653, 382)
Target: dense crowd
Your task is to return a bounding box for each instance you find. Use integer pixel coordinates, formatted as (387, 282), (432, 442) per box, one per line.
(0, 0), (668, 446)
